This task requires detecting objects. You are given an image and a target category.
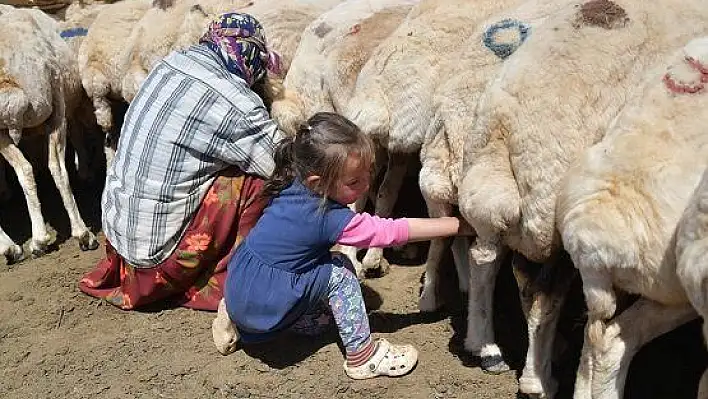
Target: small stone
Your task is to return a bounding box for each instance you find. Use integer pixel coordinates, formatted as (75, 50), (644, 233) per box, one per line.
(7, 292), (22, 302)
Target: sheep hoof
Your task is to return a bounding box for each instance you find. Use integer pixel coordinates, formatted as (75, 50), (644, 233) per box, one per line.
(362, 257), (390, 278)
(30, 236), (49, 258)
(480, 355), (511, 374)
(78, 231), (99, 251)
(5, 245), (26, 265)
(30, 241), (48, 258)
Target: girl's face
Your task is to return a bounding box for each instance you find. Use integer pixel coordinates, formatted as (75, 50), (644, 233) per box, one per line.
(331, 153), (371, 205)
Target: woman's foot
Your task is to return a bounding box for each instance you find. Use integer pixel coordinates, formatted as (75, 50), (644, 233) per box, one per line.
(212, 298), (239, 355)
(343, 338), (418, 379)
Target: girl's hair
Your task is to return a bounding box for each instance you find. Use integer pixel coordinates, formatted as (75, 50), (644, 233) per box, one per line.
(262, 112), (375, 201)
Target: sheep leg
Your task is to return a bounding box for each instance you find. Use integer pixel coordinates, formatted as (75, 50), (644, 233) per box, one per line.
(360, 152), (410, 277)
(0, 132), (51, 256)
(513, 253), (575, 398)
(700, 320), (708, 399)
(91, 94), (116, 167)
(580, 297), (696, 399)
(68, 120), (93, 182)
(0, 223), (24, 264)
(418, 198), (453, 312)
(338, 195), (370, 278)
(92, 93), (113, 136)
(676, 231), (708, 399)
(0, 160), (10, 201)
(466, 236), (508, 373)
(46, 84), (98, 252)
(451, 235), (471, 294)
(573, 266), (616, 399)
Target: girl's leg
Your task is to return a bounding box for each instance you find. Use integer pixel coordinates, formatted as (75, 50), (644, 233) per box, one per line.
(327, 254), (418, 379)
(327, 255), (375, 364)
(289, 301), (334, 336)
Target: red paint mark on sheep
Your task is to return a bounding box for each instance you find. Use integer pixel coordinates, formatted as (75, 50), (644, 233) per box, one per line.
(663, 56), (708, 94)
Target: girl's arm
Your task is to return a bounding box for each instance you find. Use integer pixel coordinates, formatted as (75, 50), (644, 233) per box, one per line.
(406, 217), (472, 243)
(336, 213), (473, 249)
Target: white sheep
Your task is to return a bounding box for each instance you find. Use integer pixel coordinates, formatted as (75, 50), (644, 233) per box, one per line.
(458, 0), (708, 397)
(676, 163), (708, 399)
(558, 36), (708, 399)
(238, 0), (346, 77)
(341, 0), (523, 277)
(78, 0), (154, 165)
(60, 1), (106, 182)
(270, 0), (419, 136)
(60, 1), (106, 55)
(417, 0), (574, 380)
(120, 0), (231, 103)
(0, 5), (99, 263)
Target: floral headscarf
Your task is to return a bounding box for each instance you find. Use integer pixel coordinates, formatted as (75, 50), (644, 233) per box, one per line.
(199, 12), (282, 87)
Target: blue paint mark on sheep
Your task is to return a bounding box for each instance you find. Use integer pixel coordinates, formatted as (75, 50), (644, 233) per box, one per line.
(60, 27), (89, 39)
(483, 19), (530, 60)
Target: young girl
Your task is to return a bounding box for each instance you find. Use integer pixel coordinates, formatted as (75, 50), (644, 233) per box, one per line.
(212, 112), (471, 379)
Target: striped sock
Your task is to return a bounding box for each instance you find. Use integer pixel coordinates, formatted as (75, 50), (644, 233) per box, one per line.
(346, 339), (377, 368)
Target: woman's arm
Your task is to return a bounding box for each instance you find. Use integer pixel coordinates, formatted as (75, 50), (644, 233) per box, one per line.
(215, 103), (285, 179)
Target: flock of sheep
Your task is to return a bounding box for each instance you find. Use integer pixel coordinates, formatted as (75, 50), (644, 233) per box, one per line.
(1, 0), (708, 397)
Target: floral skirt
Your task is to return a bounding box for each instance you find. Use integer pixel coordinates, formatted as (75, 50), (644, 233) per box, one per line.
(79, 170), (267, 311)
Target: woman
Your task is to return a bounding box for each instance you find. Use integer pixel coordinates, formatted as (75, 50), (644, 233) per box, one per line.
(79, 12), (284, 311)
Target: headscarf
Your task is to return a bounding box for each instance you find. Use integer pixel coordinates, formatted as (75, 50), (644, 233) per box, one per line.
(199, 12), (282, 87)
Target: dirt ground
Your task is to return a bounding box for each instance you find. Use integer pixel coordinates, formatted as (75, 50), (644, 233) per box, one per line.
(0, 151), (706, 399)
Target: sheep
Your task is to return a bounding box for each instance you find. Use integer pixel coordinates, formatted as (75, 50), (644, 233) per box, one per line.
(0, 5), (99, 263)
(238, 0), (346, 77)
(677, 163), (708, 399)
(59, 1), (107, 182)
(270, 0), (419, 136)
(340, 0), (523, 278)
(60, 1), (106, 55)
(78, 0), (155, 166)
(120, 0), (224, 103)
(417, 0), (574, 379)
(458, 0), (708, 397)
(557, 35), (708, 399)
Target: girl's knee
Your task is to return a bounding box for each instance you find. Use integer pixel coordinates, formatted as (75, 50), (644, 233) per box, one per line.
(332, 251), (357, 276)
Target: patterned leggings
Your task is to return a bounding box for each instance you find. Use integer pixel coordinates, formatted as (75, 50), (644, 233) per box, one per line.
(289, 255), (371, 354)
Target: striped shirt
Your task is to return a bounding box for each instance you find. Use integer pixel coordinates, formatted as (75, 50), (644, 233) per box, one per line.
(102, 44), (283, 267)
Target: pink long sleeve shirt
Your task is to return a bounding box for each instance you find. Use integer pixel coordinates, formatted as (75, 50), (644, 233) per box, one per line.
(336, 213), (410, 248)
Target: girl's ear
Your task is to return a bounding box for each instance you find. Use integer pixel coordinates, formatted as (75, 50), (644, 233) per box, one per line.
(304, 175), (322, 191)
